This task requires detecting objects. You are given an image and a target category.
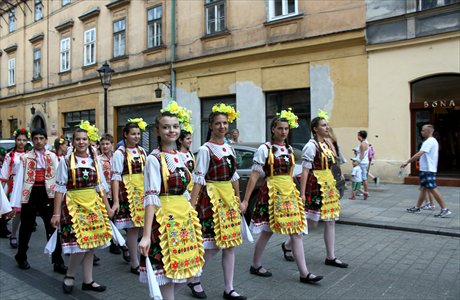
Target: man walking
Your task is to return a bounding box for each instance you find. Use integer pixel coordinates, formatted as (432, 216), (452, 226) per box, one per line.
(12, 128), (67, 272)
(401, 124), (452, 218)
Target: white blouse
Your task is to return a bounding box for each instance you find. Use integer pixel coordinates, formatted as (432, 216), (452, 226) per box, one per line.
(301, 139), (318, 170)
(144, 149), (190, 207)
(55, 154), (109, 195)
(0, 150), (26, 194)
(192, 142), (240, 185)
(252, 142), (292, 175)
(111, 146), (146, 181)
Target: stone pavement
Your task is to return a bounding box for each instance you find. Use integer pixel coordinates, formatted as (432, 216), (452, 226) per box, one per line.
(0, 183), (459, 300)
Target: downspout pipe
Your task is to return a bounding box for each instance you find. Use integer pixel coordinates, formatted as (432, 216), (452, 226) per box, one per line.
(170, 0), (176, 99)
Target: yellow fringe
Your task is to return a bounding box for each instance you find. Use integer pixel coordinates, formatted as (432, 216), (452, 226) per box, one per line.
(267, 175), (306, 235)
(156, 195), (204, 279)
(313, 169), (340, 220)
(122, 173), (145, 227)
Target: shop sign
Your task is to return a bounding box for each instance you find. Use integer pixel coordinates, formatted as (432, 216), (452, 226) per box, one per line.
(423, 100), (456, 108)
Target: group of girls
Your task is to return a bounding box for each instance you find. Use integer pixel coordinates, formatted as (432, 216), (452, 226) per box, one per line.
(1, 101), (346, 300)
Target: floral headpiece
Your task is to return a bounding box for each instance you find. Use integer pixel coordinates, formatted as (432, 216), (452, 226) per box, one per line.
(58, 134), (68, 144)
(77, 120), (100, 143)
(276, 108), (299, 129)
(161, 100), (193, 134)
(127, 118), (148, 131)
(317, 109), (330, 122)
(0, 148), (6, 156)
(212, 103), (240, 123)
(13, 128), (31, 139)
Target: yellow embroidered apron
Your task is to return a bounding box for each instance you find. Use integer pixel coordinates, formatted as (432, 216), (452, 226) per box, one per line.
(312, 142), (340, 220)
(123, 173), (145, 227)
(207, 181), (242, 249)
(156, 195), (204, 279)
(66, 187), (112, 249)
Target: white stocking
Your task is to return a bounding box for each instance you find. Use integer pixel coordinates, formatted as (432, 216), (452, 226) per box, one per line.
(222, 248), (235, 293)
(127, 227), (140, 268)
(324, 221), (335, 260)
(190, 249), (219, 292)
(290, 234), (309, 277)
(160, 283), (175, 300)
(82, 251), (94, 284)
(253, 231), (273, 267)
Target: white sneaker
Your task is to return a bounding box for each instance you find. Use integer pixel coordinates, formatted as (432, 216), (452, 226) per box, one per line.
(421, 204), (435, 210)
(434, 209), (452, 218)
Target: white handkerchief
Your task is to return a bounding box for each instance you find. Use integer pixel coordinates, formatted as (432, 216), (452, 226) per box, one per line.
(44, 229), (57, 254)
(145, 257), (163, 300)
(110, 221), (126, 247)
(241, 215), (254, 243)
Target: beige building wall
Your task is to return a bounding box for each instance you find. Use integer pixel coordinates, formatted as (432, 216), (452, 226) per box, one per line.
(367, 33), (460, 182)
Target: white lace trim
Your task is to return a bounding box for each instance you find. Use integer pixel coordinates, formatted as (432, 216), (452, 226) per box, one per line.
(139, 267), (202, 285)
(150, 149), (186, 173)
(205, 142), (234, 160)
(114, 218), (134, 229)
(62, 241), (110, 254)
(111, 173), (122, 181)
(302, 161), (312, 169)
(251, 164), (265, 175)
(249, 221), (272, 234)
(193, 174), (206, 186)
(144, 194), (161, 207)
(54, 185), (67, 194)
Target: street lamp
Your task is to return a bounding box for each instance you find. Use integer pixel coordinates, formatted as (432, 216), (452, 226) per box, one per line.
(154, 81), (171, 98)
(97, 61), (114, 133)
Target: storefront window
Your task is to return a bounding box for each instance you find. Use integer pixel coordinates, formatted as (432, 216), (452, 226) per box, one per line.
(62, 110), (96, 139)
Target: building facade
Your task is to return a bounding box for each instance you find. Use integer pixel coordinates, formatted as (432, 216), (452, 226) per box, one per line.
(366, 0), (460, 185)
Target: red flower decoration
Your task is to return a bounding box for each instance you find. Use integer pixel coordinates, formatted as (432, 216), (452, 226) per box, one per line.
(173, 249), (177, 254)
(172, 262), (179, 269)
(83, 236), (89, 241)
(196, 257), (200, 263)
(281, 148), (285, 151)
(133, 150), (137, 154)
(82, 160), (86, 164)
(185, 260), (189, 266)
(174, 157), (179, 163)
(223, 148), (227, 152)
(94, 235), (98, 240)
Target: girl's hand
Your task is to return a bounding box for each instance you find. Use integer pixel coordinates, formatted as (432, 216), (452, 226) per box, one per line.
(106, 207), (115, 219)
(301, 195), (306, 205)
(240, 200), (249, 214)
(51, 215), (60, 228)
(111, 202), (120, 215)
(138, 237), (151, 256)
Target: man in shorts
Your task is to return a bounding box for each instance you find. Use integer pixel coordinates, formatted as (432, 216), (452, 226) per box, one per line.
(401, 125), (452, 218)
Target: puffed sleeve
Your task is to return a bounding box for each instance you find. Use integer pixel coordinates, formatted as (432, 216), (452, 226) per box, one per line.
(302, 140), (317, 170)
(0, 153), (11, 182)
(111, 150), (124, 181)
(251, 144), (268, 175)
(55, 158), (69, 194)
(192, 146), (210, 185)
(143, 155), (161, 207)
(96, 157), (110, 194)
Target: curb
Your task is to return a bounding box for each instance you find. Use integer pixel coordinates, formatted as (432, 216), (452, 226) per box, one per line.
(337, 219), (460, 238)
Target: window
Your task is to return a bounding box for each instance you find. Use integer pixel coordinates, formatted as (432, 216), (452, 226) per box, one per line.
(147, 6), (162, 48)
(205, 0), (225, 35)
(9, 119), (18, 137)
(200, 96), (236, 144)
(268, 0), (298, 21)
(60, 38), (71, 72)
(62, 0), (71, 6)
(33, 48), (41, 79)
(63, 110), (96, 137)
(265, 89), (310, 146)
(84, 28), (96, 66)
(417, 0), (459, 11)
(113, 19), (126, 57)
(8, 58), (15, 86)
(35, 0), (43, 21)
(9, 8), (15, 33)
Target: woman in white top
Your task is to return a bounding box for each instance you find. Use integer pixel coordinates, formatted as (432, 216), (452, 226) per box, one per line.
(357, 130), (369, 199)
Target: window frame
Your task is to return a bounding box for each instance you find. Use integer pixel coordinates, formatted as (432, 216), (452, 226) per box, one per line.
(205, 0), (226, 35)
(8, 58), (15, 86)
(60, 37), (71, 72)
(33, 48), (41, 79)
(62, 0), (71, 6)
(113, 18), (126, 57)
(147, 5), (163, 48)
(416, 0), (459, 11)
(9, 8), (15, 33)
(83, 28), (96, 66)
(267, 0), (299, 22)
(62, 110), (96, 137)
(35, 0), (43, 21)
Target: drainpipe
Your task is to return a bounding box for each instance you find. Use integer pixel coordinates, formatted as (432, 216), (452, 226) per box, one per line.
(170, 0), (176, 99)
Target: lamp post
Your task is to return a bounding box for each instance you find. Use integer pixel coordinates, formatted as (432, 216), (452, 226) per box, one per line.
(97, 61), (114, 133)
(154, 81), (172, 98)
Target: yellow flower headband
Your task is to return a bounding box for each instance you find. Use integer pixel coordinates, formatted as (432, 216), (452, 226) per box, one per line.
(276, 108), (299, 129)
(78, 120), (100, 143)
(127, 118), (148, 131)
(13, 128), (31, 139)
(160, 100), (194, 134)
(59, 134), (68, 144)
(317, 109), (330, 122)
(212, 103), (240, 123)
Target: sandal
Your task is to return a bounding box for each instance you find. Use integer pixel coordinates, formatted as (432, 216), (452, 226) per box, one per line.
(281, 242), (294, 262)
(249, 265), (272, 277)
(62, 276), (75, 294)
(187, 282), (207, 299)
(9, 236), (17, 249)
(300, 273), (323, 284)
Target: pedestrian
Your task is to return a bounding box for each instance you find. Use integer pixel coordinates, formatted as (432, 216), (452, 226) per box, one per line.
(356, 130), (370, 199)
(11, 128), (67, 273)
(188, 103), (247, 300)
(348, 157), (362, 200)
(139, 102), (204, 300)
(99, 133), (122, 255)
(51, 124), (113, 294)
(112, 118), (148, 274)
(402, 124), (452, 217)
(284, 111), (348, 269)
(177, 128), (195, 193)
(0, 128), (30, 248)
(229, 129), (242, 143)
(240, 109), (323, 284)
(53, 135), (69, 161)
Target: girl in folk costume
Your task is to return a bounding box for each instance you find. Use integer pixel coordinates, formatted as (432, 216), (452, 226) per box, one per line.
(112, 118), (148, 274)
(283, 111), (348, 269)
(176, 129), (195, 193)
(188, 103), (246, 300)
(51, 123), (114, 294)
(139, 102), (204, 300)
(240, 110), (323, 284)
(54, 135), (70, 162)
(0, 128), (30, 249)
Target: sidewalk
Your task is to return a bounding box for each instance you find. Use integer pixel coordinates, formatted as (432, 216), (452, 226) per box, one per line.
(339, 183), (460, 237)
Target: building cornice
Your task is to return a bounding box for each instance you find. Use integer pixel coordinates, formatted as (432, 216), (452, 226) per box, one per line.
(4, 44), (17, 54)
(106, 0), (130, 11)
(78, 7), (100, 22)
(55, 19), (74, 32)
(29, 32), (44, 43)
